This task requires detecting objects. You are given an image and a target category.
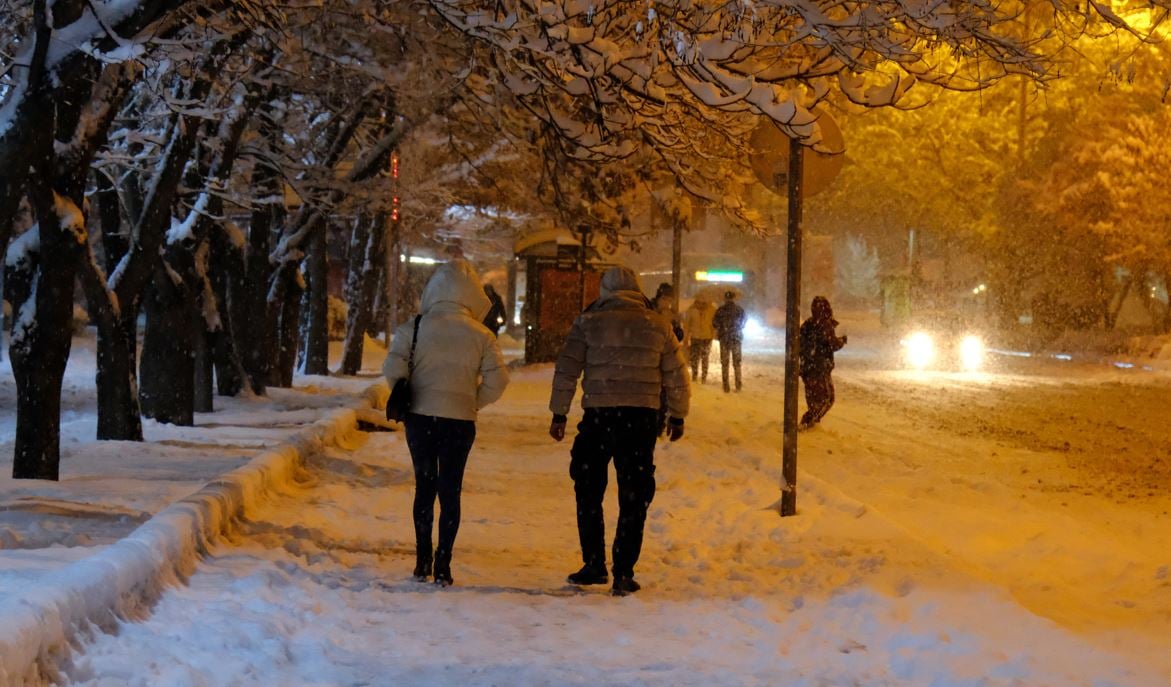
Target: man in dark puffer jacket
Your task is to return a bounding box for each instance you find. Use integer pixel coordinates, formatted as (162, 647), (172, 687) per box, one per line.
(549, 266), (691, 596)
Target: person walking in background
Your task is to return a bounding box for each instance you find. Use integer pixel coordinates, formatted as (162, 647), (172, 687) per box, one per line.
(549, 266), (691, 596)
(653, 282), (685, 341)
(683, 295), (716, 383)
(482, 283), (507, 337)
(799, 296), (847, 428)
(712, 290), (746, 392)
(652, 282), (683, 435)
(383, 259), (510, 587)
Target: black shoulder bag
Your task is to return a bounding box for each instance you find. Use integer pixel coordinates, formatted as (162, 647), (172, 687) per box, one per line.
(385, 315), (422, 422)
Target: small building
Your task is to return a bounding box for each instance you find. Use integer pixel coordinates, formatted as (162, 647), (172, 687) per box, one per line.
(513, 229), (609, 363)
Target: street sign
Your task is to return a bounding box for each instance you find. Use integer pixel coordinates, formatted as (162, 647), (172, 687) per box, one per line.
(749, 111), (844, 197)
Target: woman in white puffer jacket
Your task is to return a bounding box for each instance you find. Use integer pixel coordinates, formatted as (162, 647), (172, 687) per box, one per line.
(383, 259), (509, 586)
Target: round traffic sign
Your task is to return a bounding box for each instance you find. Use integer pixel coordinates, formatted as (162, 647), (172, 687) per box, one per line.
(749, 111), (845, 197)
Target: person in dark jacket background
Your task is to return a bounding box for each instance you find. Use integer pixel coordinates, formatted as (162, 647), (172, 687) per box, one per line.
(549, 266), (691, 596)
(799, 296), (846, 428)
(481, 284), (507, 337)
(712, 291), (746, 392)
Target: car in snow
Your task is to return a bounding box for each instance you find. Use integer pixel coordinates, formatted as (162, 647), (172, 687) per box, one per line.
(897, 312), (987, 372)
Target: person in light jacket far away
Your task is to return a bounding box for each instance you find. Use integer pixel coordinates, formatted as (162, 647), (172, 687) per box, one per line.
(549, 266), (691, 597)
(383, 259), (510, 587)
(712, 290), (747, 392)
(799, 295), (846, 429)
(683, 294), (716, 383)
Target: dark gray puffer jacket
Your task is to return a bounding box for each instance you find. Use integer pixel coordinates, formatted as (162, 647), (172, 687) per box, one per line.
(550, 266), (690, 419)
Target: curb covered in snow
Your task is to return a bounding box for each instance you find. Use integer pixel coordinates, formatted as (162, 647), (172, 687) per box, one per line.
(0, 382), (388, 685)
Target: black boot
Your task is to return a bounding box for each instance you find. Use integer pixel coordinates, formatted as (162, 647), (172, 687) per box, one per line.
(611, 576), (641, 596)
(413, 556), (432, 582)
(567, 563), (609, 586)
(434, 558), (453, 587)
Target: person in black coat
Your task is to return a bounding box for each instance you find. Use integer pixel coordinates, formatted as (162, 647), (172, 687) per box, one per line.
(712, 291), (746, 392)
(799, 296), (847, 427)
(482, 284), (507, 337)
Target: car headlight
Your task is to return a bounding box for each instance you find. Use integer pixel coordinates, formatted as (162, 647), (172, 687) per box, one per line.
(959, 335), (985, 371)
(903, 331), (935, 369)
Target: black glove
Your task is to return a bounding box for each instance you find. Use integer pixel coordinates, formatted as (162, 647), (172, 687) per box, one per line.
(550, 413), (568, 442)
(666, 417), (685, 442)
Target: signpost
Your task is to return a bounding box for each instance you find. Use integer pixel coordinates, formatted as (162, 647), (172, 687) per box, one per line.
(748, 111), (844, 516)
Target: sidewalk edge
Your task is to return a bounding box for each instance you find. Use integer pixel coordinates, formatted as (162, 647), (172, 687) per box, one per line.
(0, 381), (387, 685)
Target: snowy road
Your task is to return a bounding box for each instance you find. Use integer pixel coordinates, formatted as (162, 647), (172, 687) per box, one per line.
(63, 344), (1171, 686)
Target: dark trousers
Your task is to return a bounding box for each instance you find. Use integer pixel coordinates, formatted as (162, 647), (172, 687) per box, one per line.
(405, 413), (476, 569)
(719, 338), (742, 391)
(569, 407), (658, 578)
(800, 373), (835, 425)
(689, 339), (712, 381)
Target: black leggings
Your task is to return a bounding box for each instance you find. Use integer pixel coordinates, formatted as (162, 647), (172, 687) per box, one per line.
(405, 413), (477, 567)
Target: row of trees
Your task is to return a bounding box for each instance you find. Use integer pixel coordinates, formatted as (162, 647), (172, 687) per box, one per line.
(813, 3), (1171, 332)
(1, 0), (1159, 480)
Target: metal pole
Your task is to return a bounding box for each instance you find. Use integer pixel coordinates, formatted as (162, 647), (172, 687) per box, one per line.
(384, 213), (399, 342)
(578, 224), (589, 310)
(506, 257), (518, 333)
(672, 218), (682, 312)
(781, 141), (804, 517)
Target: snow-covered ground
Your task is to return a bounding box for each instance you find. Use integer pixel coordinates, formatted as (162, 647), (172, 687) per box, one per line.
(9, 325), (1166, 686)
(0, 332), (384, 592)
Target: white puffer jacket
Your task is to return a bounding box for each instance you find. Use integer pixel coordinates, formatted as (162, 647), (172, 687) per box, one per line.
(383, 259), (509, 421)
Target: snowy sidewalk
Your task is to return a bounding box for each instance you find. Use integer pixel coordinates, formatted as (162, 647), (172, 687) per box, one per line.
(0, 334), (389, 683)
(59, 364), (1168, 686)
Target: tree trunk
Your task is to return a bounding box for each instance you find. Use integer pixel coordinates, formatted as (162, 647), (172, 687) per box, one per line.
(276, 270), (304, 387)
(210, 224), (247, 396)
(139, 263), (198, 426)
(262, 263), (301, 388)
(1105, 274), (1133, 331)
(193, 326), (214, 412)
(341, 214), (386, 375)
(241, 166), (282, 394)
(1162, 269), (1171, 334)
(340, 214), (372, 375)
(9, 215), (79, 480)
(192, 238), (215, 413)
(302, 223), (330, 375)
(77, 252), (145, 442)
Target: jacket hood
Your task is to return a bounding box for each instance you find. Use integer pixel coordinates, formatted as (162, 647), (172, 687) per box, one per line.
(811, 296), (833, 320)
(421, 258), (491, 320)
(599, 265), (645, 299)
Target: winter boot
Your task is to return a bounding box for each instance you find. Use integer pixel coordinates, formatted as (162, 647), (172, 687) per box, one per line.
(413, 557), (433, 582)
(567, 564), (609, 586)
(611, 576), (641, 597)
(434, 562), (453, 587)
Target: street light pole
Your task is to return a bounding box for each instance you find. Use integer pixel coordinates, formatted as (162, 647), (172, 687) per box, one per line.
(577, 223), (591, 310)
(781, 141), (804, 517)
(672, 218), (682, 312)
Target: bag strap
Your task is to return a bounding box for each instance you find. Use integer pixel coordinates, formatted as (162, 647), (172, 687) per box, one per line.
(407, 315), (422, 373)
